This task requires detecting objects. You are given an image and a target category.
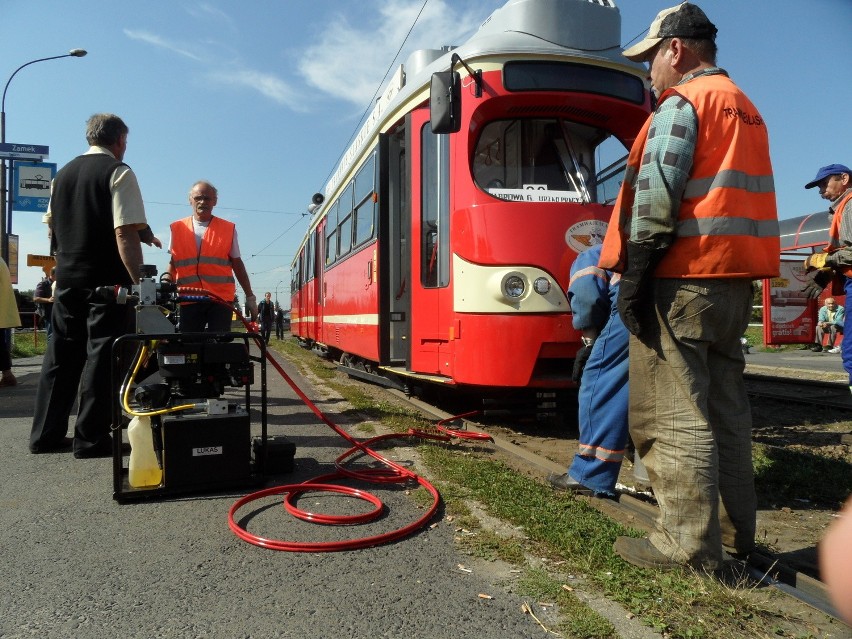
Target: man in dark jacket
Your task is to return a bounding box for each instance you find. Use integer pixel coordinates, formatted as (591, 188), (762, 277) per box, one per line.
(257, 292), (274, 344)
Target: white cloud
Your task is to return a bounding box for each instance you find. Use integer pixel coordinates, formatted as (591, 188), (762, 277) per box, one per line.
(123, 29), (204, 62)
(205, 69), (306, 111)
(187, 2), (235, 27)
(124, 24), (301, 110)
(298, 0), (488, 106)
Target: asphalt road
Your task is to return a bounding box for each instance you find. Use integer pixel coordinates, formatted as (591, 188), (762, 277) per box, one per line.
(0, 348), (585, 639)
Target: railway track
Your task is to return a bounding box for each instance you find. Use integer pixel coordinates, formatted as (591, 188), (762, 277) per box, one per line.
(744, 371), (852, 410)
(379, 383), (847, 625)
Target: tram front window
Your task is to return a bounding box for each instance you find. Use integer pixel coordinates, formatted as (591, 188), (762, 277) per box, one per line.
(473, 118), (628, 204)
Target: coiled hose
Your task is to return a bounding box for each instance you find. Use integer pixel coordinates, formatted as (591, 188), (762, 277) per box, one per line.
(172, 287), (489, 552)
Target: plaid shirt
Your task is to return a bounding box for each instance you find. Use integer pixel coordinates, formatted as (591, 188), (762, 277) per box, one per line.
(630, 67), (729, 249)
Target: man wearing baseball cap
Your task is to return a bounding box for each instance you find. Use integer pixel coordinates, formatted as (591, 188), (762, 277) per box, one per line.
(801, 163), (852, 382)
(598, 2), (779, 571)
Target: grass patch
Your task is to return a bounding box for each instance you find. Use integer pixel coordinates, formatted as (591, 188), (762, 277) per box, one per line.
(11, 330), (47, 358)
(270, 337), (826, 638)
(419, 445), (799, 639)
(517, 567), (617, 638)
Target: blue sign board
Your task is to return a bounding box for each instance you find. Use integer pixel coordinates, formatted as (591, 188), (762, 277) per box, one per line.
(13, 161), (56, 213)
(0, 142), (49, 160)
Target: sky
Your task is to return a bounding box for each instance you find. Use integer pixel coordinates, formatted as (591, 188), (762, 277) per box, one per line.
(2, 0), (850, 297)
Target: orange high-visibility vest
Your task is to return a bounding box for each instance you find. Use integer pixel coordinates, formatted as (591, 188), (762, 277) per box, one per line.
(170, 216), (236, 301)
(826, 190), (852, 279)
(598, 115), (652, 273)
(600, 73), (779, 279)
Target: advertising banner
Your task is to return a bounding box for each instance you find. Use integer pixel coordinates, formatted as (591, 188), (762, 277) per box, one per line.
(764, 259), (816, 345)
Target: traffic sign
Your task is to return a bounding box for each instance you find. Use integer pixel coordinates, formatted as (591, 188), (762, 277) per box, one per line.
(27, 253), (56, 276)
(0, 142), (49, 161)
(27, 254), (55, 267)
(14, 161), (55, 212)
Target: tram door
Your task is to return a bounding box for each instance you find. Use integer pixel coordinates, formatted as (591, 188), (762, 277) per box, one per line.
(407, 109), (451, 376)
(383, 124), (411, 365)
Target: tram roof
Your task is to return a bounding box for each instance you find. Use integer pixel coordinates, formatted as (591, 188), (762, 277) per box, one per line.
(780, 210), (831, 253)
(305, 0), (645, 237)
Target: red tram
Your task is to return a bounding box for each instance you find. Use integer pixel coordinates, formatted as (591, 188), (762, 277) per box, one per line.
(291, 0), (651, 392)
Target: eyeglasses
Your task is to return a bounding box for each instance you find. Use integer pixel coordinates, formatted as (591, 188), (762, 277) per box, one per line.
(192, 195), (216, 202)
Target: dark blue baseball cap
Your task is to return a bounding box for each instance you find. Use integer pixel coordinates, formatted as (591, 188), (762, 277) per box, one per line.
(805, 164), (852, 189)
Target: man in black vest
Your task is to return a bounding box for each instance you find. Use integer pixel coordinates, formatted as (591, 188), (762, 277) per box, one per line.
(30, 113), (153, 458)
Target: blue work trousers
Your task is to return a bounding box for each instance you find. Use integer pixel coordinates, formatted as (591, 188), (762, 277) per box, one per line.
(567, 309), (629, 496)
(843, 277), (852, 385)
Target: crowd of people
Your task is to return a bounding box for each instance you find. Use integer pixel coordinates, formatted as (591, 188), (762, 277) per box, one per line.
(0, 0), (849, 624)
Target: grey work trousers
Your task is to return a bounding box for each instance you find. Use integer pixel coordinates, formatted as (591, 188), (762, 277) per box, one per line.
(629, 277), (756, 570)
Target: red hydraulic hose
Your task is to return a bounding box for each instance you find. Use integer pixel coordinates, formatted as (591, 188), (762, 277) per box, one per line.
(178, 288), (479, 552)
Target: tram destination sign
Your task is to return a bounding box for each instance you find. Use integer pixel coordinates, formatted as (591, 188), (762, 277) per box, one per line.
(0, 143), (49, 161)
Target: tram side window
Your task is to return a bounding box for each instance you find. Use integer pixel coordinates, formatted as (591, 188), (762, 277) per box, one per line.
(421, 122), (450, 288)
(325, 202), (338, 266)
(337, 183), (354, 258)
(354, 154), (376, 247)
(306, 233), (314, 281)
(292, 252), (301, 294)
(472, 118), (627, 205)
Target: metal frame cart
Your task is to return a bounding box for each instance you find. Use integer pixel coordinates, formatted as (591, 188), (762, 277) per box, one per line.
(111, 331), (267, 503)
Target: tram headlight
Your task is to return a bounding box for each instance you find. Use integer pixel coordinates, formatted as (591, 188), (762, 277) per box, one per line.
(533, 277), (551, 295)
(502, 274), (526, 299)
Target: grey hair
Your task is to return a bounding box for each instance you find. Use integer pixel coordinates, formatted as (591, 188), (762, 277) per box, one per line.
(85, 113), (128, 147)
(189, 181), (218, 197)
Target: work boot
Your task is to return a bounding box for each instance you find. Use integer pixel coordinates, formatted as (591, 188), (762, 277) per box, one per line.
(547, 472), (593, 495)
(613, 536), (681, 570)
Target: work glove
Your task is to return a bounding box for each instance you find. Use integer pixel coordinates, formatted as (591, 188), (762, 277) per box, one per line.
(617, 241), (665, 338)
(801, 268), (833, 300)
(246, 294), (258, 320)
(803, 252), (828, 271)
(571, 343), (593, 384)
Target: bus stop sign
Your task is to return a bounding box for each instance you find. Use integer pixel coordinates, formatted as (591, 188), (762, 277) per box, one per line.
(13, 161), (56, 212)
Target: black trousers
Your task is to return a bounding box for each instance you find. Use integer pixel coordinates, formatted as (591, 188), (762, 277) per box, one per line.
(260, 319), (272, 344)
(0, 328), (11, 371)
(178, 301), (233, 333)
(30, 287), (133, 455)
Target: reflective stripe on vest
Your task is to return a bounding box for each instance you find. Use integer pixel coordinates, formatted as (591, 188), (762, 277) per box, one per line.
(170, 216), (236, 300)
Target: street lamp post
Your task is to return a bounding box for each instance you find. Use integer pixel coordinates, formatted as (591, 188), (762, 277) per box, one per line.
(1, 49), (87, 265)
(274, 280), (283, 306)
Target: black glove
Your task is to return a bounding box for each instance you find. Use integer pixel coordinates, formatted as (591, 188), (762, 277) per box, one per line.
(617, 242), (665, 337)
(801, 268), (833, 300)
(572, 343), (593, 384)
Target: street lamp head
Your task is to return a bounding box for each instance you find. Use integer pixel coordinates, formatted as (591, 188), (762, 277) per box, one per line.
(69, 49), (87, 57)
